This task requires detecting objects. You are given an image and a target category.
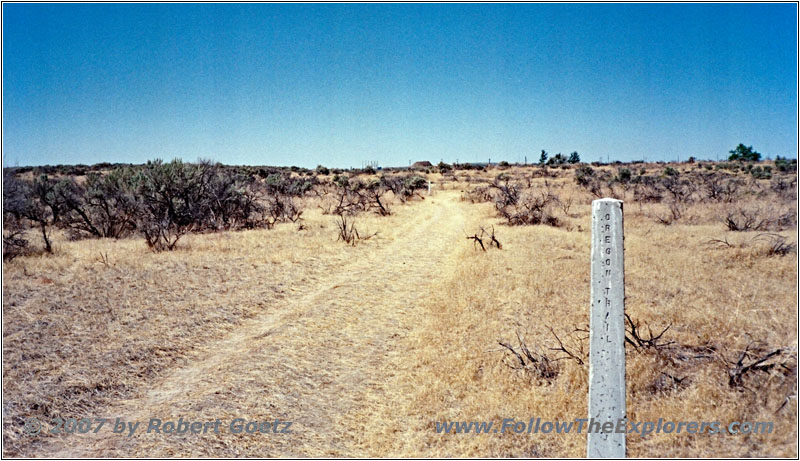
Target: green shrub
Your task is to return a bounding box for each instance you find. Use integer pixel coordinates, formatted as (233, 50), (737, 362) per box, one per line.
(574, 165), (595, 187)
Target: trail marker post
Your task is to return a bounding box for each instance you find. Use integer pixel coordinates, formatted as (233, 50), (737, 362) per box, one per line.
(588, 198), (626, 458)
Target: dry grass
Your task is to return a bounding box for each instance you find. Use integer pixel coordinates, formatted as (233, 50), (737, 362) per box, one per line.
(2, 164), (797, 457)
(2, 213), (353, 455)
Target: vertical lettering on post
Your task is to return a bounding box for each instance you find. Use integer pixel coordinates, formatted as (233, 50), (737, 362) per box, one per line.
(588, 198), (626, 458)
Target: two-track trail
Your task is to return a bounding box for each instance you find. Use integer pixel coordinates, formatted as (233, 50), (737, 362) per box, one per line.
(39, 191), (477, 457)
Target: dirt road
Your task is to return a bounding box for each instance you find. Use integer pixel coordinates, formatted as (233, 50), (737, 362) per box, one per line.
(40, 191), (475, 457)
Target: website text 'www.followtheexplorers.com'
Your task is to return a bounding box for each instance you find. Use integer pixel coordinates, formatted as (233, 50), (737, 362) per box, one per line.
(435, 418), (774, 437)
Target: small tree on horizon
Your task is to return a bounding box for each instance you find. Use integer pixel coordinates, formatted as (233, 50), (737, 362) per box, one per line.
(538, 150), (548, 165)
(568, 151), (580, 164)
(547, 153), (567, 165)
(728, 144), (761, 162)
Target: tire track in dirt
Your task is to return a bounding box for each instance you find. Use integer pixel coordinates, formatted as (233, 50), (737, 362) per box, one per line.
(39, 191), (476, 457)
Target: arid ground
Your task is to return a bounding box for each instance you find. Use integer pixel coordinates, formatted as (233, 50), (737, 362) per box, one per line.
(3, 162), (797, 457)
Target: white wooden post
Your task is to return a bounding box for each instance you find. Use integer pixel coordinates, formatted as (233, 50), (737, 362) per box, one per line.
(427, 180), (432, 195)
(588, 198), (626, 458)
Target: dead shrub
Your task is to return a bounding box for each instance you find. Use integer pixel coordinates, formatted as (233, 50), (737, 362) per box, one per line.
(498, 331), (559, 381)
(723, 342), (796, 389)
(724, 206), (796, 232)
(466, 226), (502, 251)
(334, 214), (376, 246)
(752, 233), (796, 257)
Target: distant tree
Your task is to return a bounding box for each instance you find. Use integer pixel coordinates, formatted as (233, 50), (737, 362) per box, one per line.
(316, 165), (330, 175)
(728, 144), (761, 162)
(538, 150), (548, 165)
(547, 153), (567, 165)
(568, 151), (580, 164)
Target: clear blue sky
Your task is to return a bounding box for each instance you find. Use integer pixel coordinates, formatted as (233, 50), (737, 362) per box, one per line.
(3, 3), (797, 168)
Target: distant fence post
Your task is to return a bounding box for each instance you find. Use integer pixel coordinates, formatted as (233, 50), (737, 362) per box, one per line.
(588, 198), (626, 458)
(428, 180), (432, 195)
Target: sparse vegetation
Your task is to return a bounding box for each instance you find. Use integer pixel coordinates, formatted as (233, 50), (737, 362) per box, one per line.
(3, 159), (797, 458)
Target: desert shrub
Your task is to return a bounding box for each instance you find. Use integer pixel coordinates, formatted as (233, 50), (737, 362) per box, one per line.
(699, 173), (727, 202)
(320, 174), (402, 216)
(3, 172), (32, 259)
(132, 160), (207, 251)
(466, 226), (502, 251)
(574, 165), (595, 187)
(463, 185), (493, 203)
(462, 176), (562, 226)
(617, 168), (632, 183)
(335, 214), (359, 245)
(725, 206), (797, 232)
(752, 233), (797, 257)
(497, 193), (561, 227)
(488, 176), (521, 207)
(20, 173), (139, 241)
(2, 227), (29, 260)
(404, 175), (427, 191)
(2, 172), (90, 253)
(255, 166), (284, 179)
(263, 194), (302, 226)
(770, 177), (797, 200)
(333, 214), (376, 245)
(204, 167), (269, 230)
(131, 160), (301, 250)
(490, 178), (562, 226)
(20, 175), (65, 252)
(574, 165), (611, 197)
(660, 176), (696, 203)
(51, 177), (104, 239)
(82, 168), (144, 238)
(654, 202), (685, 226)
(774, 156), (797, 173)
(264, 173), (315, 196)
(454, 163), (484, 171)
(381, 175), (426, 202)
(633, 176), (665, 203)
(363, 178), (391, 216)
(750, 166), (772, 180)
(323, 176), (367, 216)
(2, 160), (310, 254)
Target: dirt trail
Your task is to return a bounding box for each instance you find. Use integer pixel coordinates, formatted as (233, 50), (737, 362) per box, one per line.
(40, 191), (475, 457)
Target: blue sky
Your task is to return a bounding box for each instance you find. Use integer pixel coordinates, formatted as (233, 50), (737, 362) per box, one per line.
(3, 3), (797, 168)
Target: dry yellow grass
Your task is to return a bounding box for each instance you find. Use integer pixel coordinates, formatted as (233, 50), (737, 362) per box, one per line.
(2, 166), (797, 457)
